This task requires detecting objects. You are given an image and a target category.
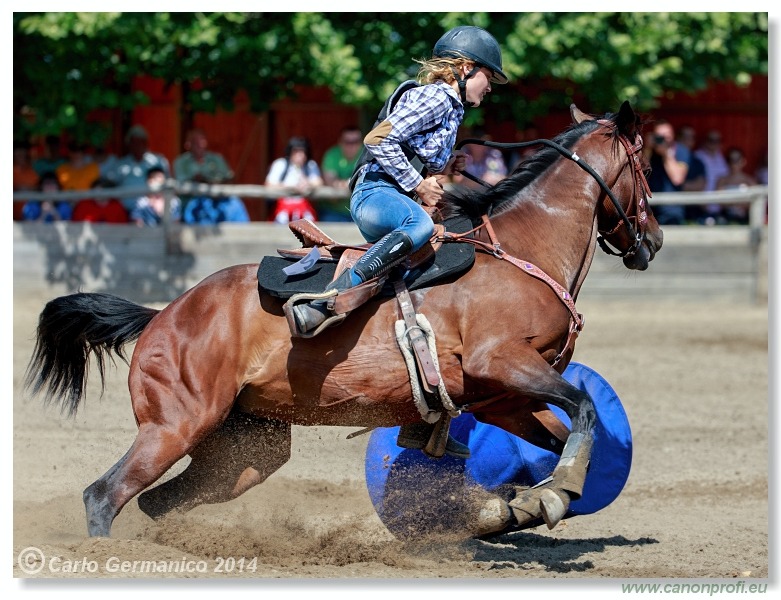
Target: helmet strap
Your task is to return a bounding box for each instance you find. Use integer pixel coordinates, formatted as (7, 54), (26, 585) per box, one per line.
(451, 66), (480, 107)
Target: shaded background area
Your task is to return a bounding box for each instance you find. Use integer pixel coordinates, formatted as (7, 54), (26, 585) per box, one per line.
(13, 221), (768, 305)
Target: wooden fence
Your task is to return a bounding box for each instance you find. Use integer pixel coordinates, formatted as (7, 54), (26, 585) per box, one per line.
(13, 185), (769, 304)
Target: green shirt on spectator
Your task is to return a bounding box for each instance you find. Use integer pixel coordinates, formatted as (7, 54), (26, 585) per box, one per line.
(319, 145), (359, 221)
(174, 151), (233, 183)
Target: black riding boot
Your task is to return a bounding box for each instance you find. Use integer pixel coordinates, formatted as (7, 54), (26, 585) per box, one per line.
(291, 269), (354, 334)
(292, 230), (414, 335)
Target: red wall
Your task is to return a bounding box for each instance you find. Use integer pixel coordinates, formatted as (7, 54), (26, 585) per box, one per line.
(483, 76), (768, 176)
(653, 76), (768, 174)
(96, 74), (767, 220)
(126, 80), (360, 186)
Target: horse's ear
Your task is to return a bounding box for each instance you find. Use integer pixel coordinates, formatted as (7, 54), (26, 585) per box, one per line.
(570, 104), (593, 124)
(616, 100), (638, 137)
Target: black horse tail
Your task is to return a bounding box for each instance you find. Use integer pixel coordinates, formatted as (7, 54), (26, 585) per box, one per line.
(24, 292), (160, 417)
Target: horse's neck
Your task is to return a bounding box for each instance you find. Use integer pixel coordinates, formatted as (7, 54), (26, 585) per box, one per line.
(490, 159), (600, 297)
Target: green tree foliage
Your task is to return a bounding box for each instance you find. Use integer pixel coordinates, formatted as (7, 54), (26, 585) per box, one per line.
(14, 12), (767, 143)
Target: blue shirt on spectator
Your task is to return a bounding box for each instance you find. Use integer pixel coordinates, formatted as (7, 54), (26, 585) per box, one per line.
(648, 143), (690, 193)
(648, 143), (690, 225)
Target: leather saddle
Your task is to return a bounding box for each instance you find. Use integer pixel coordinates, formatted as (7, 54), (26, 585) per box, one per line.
(280, 218), (445, 273)
(256, 217), (476, 300)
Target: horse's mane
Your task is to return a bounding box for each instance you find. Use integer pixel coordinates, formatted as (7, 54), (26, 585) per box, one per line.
(443, 113), (618, 224)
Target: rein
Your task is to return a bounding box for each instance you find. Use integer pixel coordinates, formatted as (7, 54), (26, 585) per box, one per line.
(443, 122), (652, 367)
(455, 122), (650, 258)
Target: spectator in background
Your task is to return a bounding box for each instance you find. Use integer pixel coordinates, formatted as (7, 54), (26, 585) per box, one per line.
(755, 149), (768, 225)
(56, 141), (100, 192)
(695, 129), (730, 191)
(32, 135), (66, 178)
(175, 128), (250, 225)
(14, 141), (39, 192)
(130, 166), (181, 226)
(72, 179), (129, 224)
(755, 149), (768, 186)
(676, 125), (706, 192)
(319, 126), (363, 222)
(22, 172), (73, 222)
(643, 119), (689, 225)
(454, 128), (507, 190)
(675, 125), (707, 223)
(104, 125), (171, 212)
(717, 147), (757, 190)
(14, 141), (40, 220)
(507, 126), (540, 172)
(182, 195), (250, 224)
(694, 129), (730, 224)
(265, 136), (322, 224)
(174, 128), (234, 184)
(716, 147), (757, 224)
(94, 145), (119, 182)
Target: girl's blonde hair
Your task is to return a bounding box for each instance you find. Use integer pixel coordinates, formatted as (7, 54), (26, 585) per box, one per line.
(415, 54), (475, 85)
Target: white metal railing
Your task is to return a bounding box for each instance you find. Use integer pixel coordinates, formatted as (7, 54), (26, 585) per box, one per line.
(12, 180), (351, 203)
(13, 179), (352, 230)
(13, 180), (768, 234)
(650, 185), (769, 230)
(13, 181), (768, 218)
(14, 183), (769, 302)
(654, 185), (768, 304)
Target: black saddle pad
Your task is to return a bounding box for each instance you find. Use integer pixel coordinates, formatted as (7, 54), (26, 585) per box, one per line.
(257, 216), (476, 299)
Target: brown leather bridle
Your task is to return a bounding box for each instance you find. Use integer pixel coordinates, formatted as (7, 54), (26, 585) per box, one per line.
(594, 120), (653, 258)
(439, 122), (654, 368)
(456, 120), (653, 259)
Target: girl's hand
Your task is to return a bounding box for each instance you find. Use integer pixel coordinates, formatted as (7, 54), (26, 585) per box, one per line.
(444, 151), (467, 175)
(414, 176), (444, 207)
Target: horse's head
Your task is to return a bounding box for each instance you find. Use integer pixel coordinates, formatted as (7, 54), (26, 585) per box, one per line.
(571, 101), (663, 270)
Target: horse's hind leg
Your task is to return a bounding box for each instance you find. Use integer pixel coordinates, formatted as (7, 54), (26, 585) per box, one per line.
(83, 422), (202, 537)
(137, 413), (291, 520)
(83, 374), (239, 536)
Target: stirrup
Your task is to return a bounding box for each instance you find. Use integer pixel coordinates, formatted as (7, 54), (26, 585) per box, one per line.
(283, 289), (346, 339)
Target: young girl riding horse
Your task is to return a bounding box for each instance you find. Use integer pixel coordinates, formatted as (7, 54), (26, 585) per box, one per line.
(287, 25), (508, 457)
(290, 26), (507, 337)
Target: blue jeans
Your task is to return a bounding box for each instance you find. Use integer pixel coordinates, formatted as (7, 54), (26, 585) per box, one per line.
(183, 196), (250, 224)
(350, 176), (434, 252)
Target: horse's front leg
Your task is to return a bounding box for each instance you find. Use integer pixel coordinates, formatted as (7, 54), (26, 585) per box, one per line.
(464, 348), (596, 533)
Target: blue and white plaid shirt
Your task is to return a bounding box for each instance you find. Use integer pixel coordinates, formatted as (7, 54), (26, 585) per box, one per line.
(364, 81), (464, 192)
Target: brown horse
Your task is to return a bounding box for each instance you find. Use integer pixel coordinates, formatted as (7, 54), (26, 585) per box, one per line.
(25, 101), (662, 539)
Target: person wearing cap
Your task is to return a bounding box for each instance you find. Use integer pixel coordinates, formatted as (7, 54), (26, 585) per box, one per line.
(105, 124), (171, 212)
(285, 25), (507, 459)
(288, 25), (508, 338)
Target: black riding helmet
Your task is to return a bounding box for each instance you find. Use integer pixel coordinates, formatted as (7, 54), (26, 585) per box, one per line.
(433, 25), (508, 85)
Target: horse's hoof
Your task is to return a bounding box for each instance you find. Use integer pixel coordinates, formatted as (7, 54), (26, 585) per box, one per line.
(474, 497), (514, 536)
(540, 488), (570, 530)
(83, 484), (114, 537)
(508, 488), (543, 526)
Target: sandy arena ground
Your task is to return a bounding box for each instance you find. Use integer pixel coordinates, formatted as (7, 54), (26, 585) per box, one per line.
(12, 287), (769, 584)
